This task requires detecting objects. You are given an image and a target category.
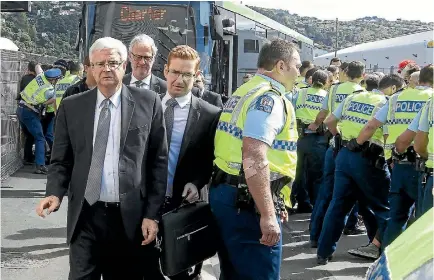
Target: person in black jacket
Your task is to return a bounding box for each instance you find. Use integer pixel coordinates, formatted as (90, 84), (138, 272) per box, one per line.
(62, 56), (97, 101)
(192, 72), (223, 108)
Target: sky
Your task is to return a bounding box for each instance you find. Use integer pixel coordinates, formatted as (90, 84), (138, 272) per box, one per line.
(240, 0), (434, 23)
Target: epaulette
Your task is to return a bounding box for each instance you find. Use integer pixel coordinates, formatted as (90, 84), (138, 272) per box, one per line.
(353, 89), (365, 94)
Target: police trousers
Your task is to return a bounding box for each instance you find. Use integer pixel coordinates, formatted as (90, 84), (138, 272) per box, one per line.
(317, 148), (391, 258)
(209, 184), (281, 280)
(418, 174), (433, 217)
(382, 162), (420, 248)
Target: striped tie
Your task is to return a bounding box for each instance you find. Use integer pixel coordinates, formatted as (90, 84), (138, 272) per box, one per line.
(164, 98), (178, 146)
(134, 80), (145, 88)
(84, 99), (112, 205)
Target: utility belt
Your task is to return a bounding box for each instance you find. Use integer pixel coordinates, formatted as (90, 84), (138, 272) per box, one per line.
(296, 119), (326, 138)
(392, 146), (419, 163)
(421, 167), (433, 187)
(19, 100), (46, 118)
(211, 166), (291, 216)
(342, 139), (387, 170)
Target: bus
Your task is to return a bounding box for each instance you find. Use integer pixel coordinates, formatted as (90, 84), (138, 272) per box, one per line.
(77, 1), (314, 96)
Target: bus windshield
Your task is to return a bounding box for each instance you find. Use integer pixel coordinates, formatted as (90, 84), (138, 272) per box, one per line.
(90, 2), (196, 78)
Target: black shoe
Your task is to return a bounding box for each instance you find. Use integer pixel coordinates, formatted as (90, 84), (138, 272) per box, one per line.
(343, 225), (366, 235)
(317, 255), (333, 265)
(34, 165), (48, 174)
(310, 240), (318, 248)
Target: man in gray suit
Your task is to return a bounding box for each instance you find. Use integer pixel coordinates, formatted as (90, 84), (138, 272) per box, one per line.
(123, 34), (167, 95)
(36, 37), (168, 280)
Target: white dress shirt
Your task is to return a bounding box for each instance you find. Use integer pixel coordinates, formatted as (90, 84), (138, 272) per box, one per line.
(161, 92), (192, 197)
(130, 74), (152, 90)
(94, 88), (122, 202)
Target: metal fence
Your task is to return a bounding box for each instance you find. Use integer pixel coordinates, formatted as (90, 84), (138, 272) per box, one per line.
(365, 66), (398, 75)
(0, 50), (57, 181)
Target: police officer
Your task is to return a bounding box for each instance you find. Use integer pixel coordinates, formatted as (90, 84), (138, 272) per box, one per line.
(295, 60), (314, 89)
(317, 72), (391, 265)
(309, 62), (369, 246)
(414, 65), (434, 216)
(16, 68), (62, 174)
(210, 39), (300, 279)
(291, 70), (329, 213)
(54, 61), (81, 110)
(357, 69), (433, 249)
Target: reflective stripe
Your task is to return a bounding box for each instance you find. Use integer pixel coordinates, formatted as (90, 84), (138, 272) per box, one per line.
(429, 153), (434, 162)
(384, 143), (395, 150)
(330, 83), (340, 112)
(226, 162), (285, 181)
(217, 120), (297, 151)
(28, 84), (51, 104)
(341, 115), (369, 124)
(300, 88), (308, 104)
(386, 118), (414, 125)
(230, 83), (269, 124)
(296, 104), (322, 111)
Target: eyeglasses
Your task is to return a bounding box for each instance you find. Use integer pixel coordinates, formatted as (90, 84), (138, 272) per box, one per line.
(91, 61), (124, 70)
(167, 69), (195, 81)
(130, 52), (154, 62)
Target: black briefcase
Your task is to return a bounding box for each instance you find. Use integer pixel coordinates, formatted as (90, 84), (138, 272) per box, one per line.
(160, 201), (219, 277)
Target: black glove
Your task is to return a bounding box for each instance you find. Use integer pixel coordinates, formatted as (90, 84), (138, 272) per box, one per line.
(347, 138), (364, 152)
(333, 134), (342, 158)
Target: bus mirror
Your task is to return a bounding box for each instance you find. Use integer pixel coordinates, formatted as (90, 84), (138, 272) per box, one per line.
(210, 15), (224, 40)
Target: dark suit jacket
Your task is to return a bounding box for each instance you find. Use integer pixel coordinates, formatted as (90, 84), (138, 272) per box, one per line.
(161, 93), (221, 208)
(123, 73), (167, 95)
(191, 87), (223, 108)
(47, 85), (168, 244)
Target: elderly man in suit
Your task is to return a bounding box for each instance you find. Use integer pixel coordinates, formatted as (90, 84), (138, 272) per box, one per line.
(192, 72), (223, 108)
(123, 34), (167, 95)
(36, 37), (168, 280)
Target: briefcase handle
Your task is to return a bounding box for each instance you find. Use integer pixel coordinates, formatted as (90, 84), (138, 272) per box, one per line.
(172, 197), (204, 213)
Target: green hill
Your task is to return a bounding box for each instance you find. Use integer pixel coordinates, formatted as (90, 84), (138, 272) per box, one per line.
(248, 6), (434, 52)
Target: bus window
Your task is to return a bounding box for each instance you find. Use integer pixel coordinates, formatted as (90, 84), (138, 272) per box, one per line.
(217, 7), (236, 33)
(267, 29), (278, 40)
(255, 23), (267, 41)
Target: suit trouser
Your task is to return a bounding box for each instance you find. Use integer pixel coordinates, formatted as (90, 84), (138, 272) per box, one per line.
(69, 202), (159, 280)
(382, 162), (420, 248)
(293, 134), (328, 208)
(317, 148), (391, 258)
(209, 184), (282, 280)
(310, 147), (372, 243)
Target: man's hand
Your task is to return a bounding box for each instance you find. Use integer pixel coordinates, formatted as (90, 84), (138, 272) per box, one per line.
(307, 123), (319, 131)
(182, 183), (199, 203)
(141, 218), (159, 246)
(259, 215), (281, 247)
(280, 209), (289, 223)
(36, 196), (60, 218)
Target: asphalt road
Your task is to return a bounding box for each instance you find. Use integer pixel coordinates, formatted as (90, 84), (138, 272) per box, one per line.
(1, 166), (373, 279)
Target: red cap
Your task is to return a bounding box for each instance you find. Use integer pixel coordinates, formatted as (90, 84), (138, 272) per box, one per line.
(398, 60), (415, 73)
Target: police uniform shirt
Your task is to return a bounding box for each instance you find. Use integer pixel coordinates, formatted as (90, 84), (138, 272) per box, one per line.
(321, 94), (330, 110)
(130, 74), (151, 90)
(408, 110), (423, 132)
(418, 101), (431, 132)
(45, 88), (55, 100)
(331, 100), (345, 120)
(243, 74), (286, 147)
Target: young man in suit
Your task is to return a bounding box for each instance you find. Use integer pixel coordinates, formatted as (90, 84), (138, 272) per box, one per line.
(36, 37), (168, 280)
(123, 34), (167, 95)
(193, 72), (223, 108)
(160, 45), (221, 280)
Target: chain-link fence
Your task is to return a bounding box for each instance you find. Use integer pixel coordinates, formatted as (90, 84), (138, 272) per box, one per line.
(0, 49), (57, 181)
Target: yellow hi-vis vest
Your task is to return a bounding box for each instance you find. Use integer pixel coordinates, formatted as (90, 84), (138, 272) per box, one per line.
(20, 73), (54, 106)
(327, 81), (364, 112)
(384, 87), (433, 159)
(295, 76), (309, 89)
(423, 99), (434, 168)
(295, 87), (328, 124)
(214, 75), (298, 180)
(339, 91), (387, 145)
(366, 208), (433, 280)
(54, 74), (80, 110)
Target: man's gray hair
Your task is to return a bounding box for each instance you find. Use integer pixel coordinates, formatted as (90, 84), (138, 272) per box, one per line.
(257, 39), (299, 71)
(129, 34), (158, 56)
(89, 37), (128, 61)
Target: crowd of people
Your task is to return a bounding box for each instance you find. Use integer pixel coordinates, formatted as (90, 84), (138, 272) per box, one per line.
(14, 33), (433, 280)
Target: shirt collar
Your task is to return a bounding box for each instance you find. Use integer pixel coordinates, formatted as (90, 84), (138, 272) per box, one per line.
(256, 74), (286, 94)
(372, 89), (383, 94)
(163, 91), (192, 109)
(97, 87), (122, 109)
(130, 74), (152, 86)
